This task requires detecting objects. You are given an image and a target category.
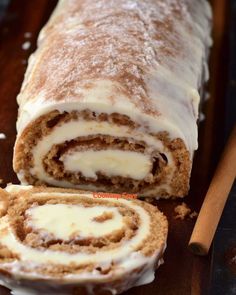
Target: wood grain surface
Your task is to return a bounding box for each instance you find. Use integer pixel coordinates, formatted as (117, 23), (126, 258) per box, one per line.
(0, 0), (229, 294)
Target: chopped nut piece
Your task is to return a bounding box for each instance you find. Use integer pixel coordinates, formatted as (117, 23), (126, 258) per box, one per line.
(93, 212), (113, 222)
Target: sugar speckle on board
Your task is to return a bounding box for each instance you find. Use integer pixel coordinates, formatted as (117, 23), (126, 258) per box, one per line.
(24, 32), (32, 38)
(174, 202), (198, 220)
(204, 92), (210, 101)
(22, 41), (31, 50)
(199, 112), (205, 122)
(0, 133), (6, 140)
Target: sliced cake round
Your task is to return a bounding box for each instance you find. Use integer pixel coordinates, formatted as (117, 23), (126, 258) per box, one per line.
(0, 185), (168, 295)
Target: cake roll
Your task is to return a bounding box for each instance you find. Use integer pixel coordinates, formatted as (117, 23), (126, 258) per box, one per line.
(0, 185), (167, 295)
(13, 0), (212, 197)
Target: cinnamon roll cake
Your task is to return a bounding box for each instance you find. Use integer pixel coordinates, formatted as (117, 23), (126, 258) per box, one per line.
(13, 0), (212, 197)
(0, 185), (167, 294)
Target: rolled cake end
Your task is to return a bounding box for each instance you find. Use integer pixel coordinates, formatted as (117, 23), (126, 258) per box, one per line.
(14, 110), (191, 198)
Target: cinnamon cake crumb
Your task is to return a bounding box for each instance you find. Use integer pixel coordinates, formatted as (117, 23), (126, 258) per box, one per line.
(174, 202), (198, 220)
(143, 197), (155, 204)
(93, 212), (113, 222)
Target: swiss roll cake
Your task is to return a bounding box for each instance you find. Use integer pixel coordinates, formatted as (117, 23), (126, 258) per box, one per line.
(0, 185), (167, 295)
(13, 0), (212, 197)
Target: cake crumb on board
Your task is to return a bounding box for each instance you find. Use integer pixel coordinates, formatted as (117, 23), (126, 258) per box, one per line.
(174, 202), (198, 220)
(24, 32), (32, 38)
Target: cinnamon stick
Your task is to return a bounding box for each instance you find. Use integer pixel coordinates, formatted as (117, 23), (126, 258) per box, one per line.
(189, 125), (236, 255)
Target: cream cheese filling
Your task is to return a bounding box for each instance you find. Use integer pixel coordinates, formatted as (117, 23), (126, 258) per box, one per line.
(61, 149), (152, 180)
(25, 204), (124, 240)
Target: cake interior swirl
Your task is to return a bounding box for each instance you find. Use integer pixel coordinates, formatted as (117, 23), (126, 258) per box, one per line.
(15, 110), (191, 197)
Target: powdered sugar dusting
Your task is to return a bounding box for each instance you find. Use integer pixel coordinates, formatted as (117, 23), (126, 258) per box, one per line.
(20, 0), (211, 114)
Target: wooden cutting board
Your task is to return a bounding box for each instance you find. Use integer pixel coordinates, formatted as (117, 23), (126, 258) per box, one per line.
(0, 0), (228, 294)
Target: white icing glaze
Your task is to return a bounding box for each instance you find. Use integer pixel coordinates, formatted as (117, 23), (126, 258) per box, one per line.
(17, 78), (185, 143)
(5, 184), (33, 193)
(11, 288), (38, 295)
(61, 149), (152, 180)
(0, 254), (160, 295)
(26, 204), (124, 239)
